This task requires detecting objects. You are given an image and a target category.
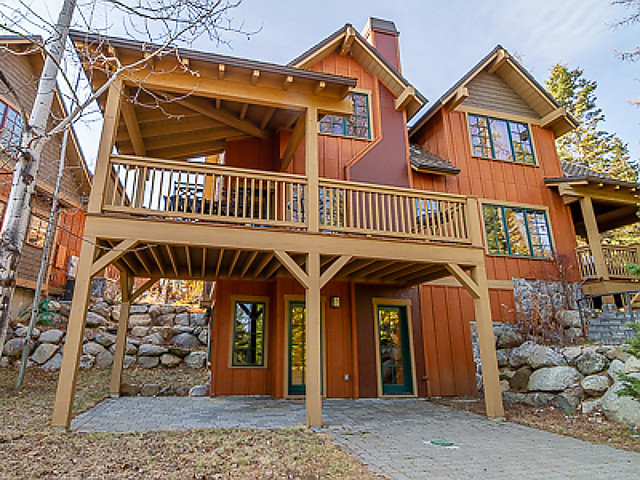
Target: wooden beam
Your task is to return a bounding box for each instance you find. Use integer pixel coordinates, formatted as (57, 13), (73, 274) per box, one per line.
(105, 241), (136, 275)
(305, 251), (322, 427)
(487, 49), (507, 74)
(110, 270), (132, 397)
(446, 263), (480, 299)
(228, 250), (241, 277)
(215, 248), (225, 277)
(252, 252), (275, 279)
(579, 196), (609, 280)
(280, 114), (306, 170)
(305, 106), (320, 232)
(540, 107), (566, 129)
(218, 64), (225, 80)
(260, 107), (276, 129)
(395, 86), (416, 111)
(339, 26), (356, 56)
(282, 75), (294, 91)
(445, 86), (469, 111)
(239, 251), (258, 278)
(264, 257), (283, 279)
(133, 248), (152, 276)
(131, 277), (158, 301)
(380, 262), (430, 282)
(313, 81), (326, 95)
(165, 245), (179, 277)
(201, 248), (207, 278)
(120, 91), (146, 156)
(148, 140), (227, 161)
(176, 96), (269, 140)
(274, 250), (309, 288)
(251, 69), (260, 86)
(90, 238), (137, 277)
(239, 103), (249, 120)
(348, 261), (394, 281)
(396, 265), (445, 284)
(185, 246), (192, 277)
(338, 259), (377, 278)
(319, 255), (351, 288)
(149, 245), (166, 276)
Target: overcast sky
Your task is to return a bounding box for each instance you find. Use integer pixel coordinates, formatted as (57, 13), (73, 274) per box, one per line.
(20, 0), (640, 168)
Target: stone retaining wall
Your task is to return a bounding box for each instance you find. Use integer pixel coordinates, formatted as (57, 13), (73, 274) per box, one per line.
(586, 304), (636, 345)
(1, 300), (209, 371)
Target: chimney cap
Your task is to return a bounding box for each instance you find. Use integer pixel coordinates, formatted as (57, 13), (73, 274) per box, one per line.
(362, 17), (399, 37)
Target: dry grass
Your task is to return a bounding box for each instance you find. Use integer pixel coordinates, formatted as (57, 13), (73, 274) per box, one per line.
(0, 367), (378, 479)
(430, 394), (640, 453)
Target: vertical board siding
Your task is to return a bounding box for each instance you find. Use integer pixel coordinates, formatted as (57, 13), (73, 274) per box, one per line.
(49, 209), (86, 290)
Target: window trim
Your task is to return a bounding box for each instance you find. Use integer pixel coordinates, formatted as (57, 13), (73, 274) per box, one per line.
(479, 200), (555, 259)
(228, 295), (269, 369)
(318, 89), (372, 141)
(0, 96), (24, 149)
(466, 112), (537, 166)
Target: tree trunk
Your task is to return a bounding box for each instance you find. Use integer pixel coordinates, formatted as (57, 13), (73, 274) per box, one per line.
(0, 0), (77, 351)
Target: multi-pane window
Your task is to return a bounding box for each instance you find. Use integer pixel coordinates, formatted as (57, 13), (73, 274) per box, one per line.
(0, 100), (23, 149)
(468, 114), (535, 165)
(27, 215), (48, 248)
(319, 92), (370, 139)
(483, 204), (552, 258)
(232, 300), (265, 367)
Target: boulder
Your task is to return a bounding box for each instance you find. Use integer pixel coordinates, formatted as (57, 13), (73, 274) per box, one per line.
(499, 368), (515, 380)
(41, 353), (63, 371)
(159, 305), (175, 315)
(120, 383), (140, 396)
(528, 366), (581, 392)
(84, 328), (98, 341)
(576, 351), (607, 375)
(175, 386), (190, 396)
(172, 325), (194, 335)
(148, 304), (160, 317)
(31, 344), (59, 365)
(509, 366), (532, 391)
(509, 341), (537, 368)
(13, 326), (40, 338)
(58, 303), (71, 317)
(160, 353), (182, 368)
(131, 326), (149, 338)
(90, 301), (111, 319)
(194, 327), (203, 336)
(494, 324), (522, 349)
(83, 342), (107, 357)
(85, 311), (107, 327)
(191, 312), (208, 327)
(554, 387), (583, 415)
(170, 333), (201, 349)
(581, 399), (602, 414)
(581, 374), (612, 396)
(95, 350), (114, 368)
(608, 359), (625, 378)
(79, 354), (95, 369)
(523, 392), (555, 407)
(174, 312), (190, 326)
(175, 305), (188, 314)
(168, 346), (191, 358)
(138, 356), (159, 369)
(198, 330), (208, 345)
(157, 386), (175, 396)
(130, 304), (149, 314)
(600, 375), (640, 427)
(153, 313), (175, 326)
(624, 356), (640, 374)
(129, 314), (151, 327)
(150, 327), (172, 340)
(502, 392), (525, 405)
(561, 346), (583, 365)
(142, 333), (166, 345)
(140, 384), (161, 396)
(125, 342), (138, 355)
(556, 310), (581, 328)
(496, 349), (510, 367)
(138, 344), (168, 356)
(95, 332), (117, 348)
(500, 380), (510, 392)
(3, 338), (32, 358)
(189, 385), (209, 397)
(184, 351), (207, 368)
(528, 345), (566, 369)
(123, 355), (136, 369)
(39, 329), (64, 344)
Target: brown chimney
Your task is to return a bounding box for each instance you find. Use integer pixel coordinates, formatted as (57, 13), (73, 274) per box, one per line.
(362, 17), (401, 72)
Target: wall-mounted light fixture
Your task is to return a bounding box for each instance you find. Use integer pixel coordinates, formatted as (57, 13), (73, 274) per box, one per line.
(330, 296), (340, 308)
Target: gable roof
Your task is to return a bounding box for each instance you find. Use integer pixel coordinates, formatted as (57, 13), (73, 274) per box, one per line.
(289, 24), (427, 119)
(409, 145), (460, 176)
(544, 160), (639, 189)
(409, 46), (578, 139)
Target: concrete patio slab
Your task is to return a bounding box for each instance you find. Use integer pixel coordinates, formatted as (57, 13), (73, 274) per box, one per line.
(71, 397), (640, 479)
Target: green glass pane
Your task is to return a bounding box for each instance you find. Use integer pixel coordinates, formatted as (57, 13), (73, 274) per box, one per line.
(504, 208), (531, 256)
(483, 205), (508, 254)
(232, 301), (265, 366)
(526, 210), (552, 257)
(489, 118), (512, 161)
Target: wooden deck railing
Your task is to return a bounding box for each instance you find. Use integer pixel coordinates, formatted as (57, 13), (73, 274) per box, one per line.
(576, 244), (640, 280)
(102, 154), (473, 244)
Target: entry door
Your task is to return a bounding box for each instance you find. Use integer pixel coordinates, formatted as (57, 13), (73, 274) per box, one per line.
(377, 305), (413, 395)
(287, 301), (323, 396)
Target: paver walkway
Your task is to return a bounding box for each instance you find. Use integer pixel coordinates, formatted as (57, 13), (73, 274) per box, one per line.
(72, 397), (639, 479)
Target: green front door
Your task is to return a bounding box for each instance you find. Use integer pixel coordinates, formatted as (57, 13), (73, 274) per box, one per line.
(377, 305), (413, 395)
(287, 301), (323, 396)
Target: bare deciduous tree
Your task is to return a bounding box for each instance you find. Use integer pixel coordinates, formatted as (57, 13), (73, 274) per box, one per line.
(0, 0), (249, 351)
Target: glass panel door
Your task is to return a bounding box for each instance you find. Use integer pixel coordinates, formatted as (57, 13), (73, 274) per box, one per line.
(287, 301), (323, 396)
(377, 305), (413, 395)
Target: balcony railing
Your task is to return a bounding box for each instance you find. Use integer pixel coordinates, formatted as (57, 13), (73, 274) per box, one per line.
(102, 154), (473, 244)
(576, 244), (640, 280)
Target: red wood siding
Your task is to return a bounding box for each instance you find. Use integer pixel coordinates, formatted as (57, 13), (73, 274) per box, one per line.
(49, 209), (85, 291)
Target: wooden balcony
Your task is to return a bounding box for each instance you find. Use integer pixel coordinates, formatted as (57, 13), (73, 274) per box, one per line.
(576, 244), (640, 281)
(103, 154), (473, 245)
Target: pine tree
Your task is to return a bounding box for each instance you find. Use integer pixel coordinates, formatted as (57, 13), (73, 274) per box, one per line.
(545, 64), (638, 181)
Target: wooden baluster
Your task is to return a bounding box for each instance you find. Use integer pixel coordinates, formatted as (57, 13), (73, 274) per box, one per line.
(354, 190), (360, 230)
(266, 180), (272, 221)
(233, 176), (240, 217)
(250, 178), (256, 219)
(258, 179), (263, 220)
(328, 187), (334, 227)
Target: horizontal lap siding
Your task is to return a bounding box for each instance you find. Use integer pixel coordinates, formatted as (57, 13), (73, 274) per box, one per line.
(463, 72), (539, 119)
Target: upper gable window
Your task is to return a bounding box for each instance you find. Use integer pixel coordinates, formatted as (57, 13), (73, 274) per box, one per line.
(319, 93), (370, 140)
(0, 99), (23, 149)
(468, 114), (535, 165)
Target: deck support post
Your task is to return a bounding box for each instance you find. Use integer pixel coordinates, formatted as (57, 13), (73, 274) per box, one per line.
(305, 106), (319, 233)
(51, 236), (97, 429)
(305, 251), (322, 427)
(470, 264), (504, 418)
(110, 271), (133, 397)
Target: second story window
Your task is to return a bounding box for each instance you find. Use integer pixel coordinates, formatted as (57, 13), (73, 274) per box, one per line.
(468, 114), (535, 165)
(0, 100), (23, 149)
(482, 204), (552, 258)
(319, 92), (370, 139)
(27, 215), (48, 249)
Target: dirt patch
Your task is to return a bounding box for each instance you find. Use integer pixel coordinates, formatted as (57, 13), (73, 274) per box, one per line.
(430, 394), (640, 453)
(1, 367), (379, 479)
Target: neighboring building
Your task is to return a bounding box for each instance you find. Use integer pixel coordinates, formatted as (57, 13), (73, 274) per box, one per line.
(52, 19), (638, 429)
(0, 38), (91, 317)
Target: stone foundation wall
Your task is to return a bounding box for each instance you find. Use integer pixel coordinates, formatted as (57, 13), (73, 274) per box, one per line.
(1, 300), (210, 371)
(585, 305), (636, 345)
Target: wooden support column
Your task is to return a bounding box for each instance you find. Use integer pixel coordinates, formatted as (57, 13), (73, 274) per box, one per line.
(470, 264), (504, 418)
(110, 271), (133, 396)
(465, 196), (484, 247)
(305, 107), (319, 233)
(51, 236), (97, 429)
(305, 251), (322, 427)
(579, 196), (609, 281)
(88, 77), (123, 214)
